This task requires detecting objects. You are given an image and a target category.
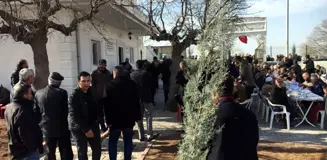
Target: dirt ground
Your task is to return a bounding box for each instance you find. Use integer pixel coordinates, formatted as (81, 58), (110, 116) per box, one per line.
(258, 140), (327, 160)
(144, 133), (181, 160)
(0, 119), (9, 159)
(2, 117), (327, 160)
(144, 134), (327, 160)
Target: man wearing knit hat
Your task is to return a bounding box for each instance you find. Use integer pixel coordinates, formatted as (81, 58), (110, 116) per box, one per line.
(35, 72), (73, 160)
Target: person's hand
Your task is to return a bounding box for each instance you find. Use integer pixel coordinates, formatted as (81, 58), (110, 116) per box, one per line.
(85, 130), (94, 138)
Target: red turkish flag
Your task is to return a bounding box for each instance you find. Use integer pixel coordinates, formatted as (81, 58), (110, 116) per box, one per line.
(238, 36), (248, 44)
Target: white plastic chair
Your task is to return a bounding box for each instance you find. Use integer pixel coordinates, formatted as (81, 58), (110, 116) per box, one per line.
(317, 110), (325, 129)
(264, 97), (290, 130)
(252, 86), (261, 113)
(240, 98), (252, 110)
(258, 93), (269, 120)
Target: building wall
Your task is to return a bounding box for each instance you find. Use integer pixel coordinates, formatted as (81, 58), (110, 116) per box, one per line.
(77, 20), (141, 73)
(0, 9), (143, 93)
(0, 9), (78, 94)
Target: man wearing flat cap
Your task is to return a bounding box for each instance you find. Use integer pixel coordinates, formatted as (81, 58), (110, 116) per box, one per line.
(35, 72), (73, 160)
(91, 59), (112, 133)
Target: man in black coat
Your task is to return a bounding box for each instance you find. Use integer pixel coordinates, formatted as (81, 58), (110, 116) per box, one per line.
(5, 84), (43, 159)
(35, 72), (73, 160)
(131, 60), (159, 141)
(146, 57), (160, 105)
(271, 78), (295, 128)
(68, 71), (101, 160)
(104, 66), (142, 160)
(207, 75), (259, 160)
(304, 55), (315, 74)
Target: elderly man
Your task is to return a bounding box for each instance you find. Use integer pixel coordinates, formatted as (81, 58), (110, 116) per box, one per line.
(5, 84), (43, 159)
(310, 73), (326, 97)
(12, 68), (34, 98)
(302, 72), (313, 88)
(316, 65), (326, 76)
(35, 72), (73, 160)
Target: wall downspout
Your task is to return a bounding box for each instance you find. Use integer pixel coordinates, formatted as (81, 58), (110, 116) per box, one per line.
(75, 25), (80, 73)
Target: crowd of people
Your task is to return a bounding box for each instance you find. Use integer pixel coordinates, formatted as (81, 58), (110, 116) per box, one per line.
(230, 54), (327, 128)
(2, 53), (327, 160)
(2, 56), (188, 160)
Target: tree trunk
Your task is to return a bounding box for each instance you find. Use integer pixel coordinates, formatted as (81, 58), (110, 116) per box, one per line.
(166, 44), (183, 112)
(30, 36), (50, 90)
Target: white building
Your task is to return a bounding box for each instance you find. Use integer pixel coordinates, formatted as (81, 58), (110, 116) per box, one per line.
(0, 4), (151, 93)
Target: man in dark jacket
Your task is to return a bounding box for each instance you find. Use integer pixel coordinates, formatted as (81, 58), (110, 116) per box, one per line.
(160, 58), (172, 105)
(35, 72), (73, 160)
(207, 75), (259, 160)
(131, 60), (158, 141)
(323, 84), (327, 130)
(146, 57), (160, 106)
(68, 71), (101, 160)
(304, 55), (315, 74)
(104, 66), (142, 160)
(5, 84), (43, 160)
(0, 85), (10, 106)
(91, 59), (112, 132)
(10, 59), (29, 87)
(271, 78), (295, 128)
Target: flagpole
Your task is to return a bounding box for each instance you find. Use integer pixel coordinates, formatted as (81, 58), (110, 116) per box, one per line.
(286, 0), (289, 56)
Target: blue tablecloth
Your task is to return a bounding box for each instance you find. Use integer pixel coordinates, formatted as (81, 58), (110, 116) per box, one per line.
(285, 82), (324, 101)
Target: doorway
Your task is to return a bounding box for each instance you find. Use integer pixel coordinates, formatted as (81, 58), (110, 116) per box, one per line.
(118, 47), (124, 64)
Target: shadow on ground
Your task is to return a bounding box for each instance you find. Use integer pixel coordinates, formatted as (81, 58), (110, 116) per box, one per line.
(257, 140), (327, 160)
(144, 133), (181, 160)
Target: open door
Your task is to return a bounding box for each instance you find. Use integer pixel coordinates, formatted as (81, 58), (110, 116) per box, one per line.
(118, 47), (124, 64)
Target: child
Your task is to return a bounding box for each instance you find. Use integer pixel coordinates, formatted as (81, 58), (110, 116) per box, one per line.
(323, 84), (327, 130)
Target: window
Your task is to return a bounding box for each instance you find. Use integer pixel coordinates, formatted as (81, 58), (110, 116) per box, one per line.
(130, 47), (134, 63)
(92, 40), (101, 65)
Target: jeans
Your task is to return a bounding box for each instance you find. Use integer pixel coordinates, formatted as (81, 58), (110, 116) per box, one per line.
(45, 133), (73, 160)
(108, 128), (134, 160)
(136, 102), (154, 139)
(71, 125), (101, 160)
(21, 151), (40, 160)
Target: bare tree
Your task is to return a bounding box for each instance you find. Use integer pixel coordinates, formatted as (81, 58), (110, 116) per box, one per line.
(135, 0), (248, 110)
(0, 0), (112, 89)
(300, 19), (327, 57)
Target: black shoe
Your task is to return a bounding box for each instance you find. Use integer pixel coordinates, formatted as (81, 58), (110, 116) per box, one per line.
(147, 133), (160, 142)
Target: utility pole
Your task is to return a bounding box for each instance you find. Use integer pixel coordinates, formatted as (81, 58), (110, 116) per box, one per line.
(286, 0), (290, 56)
(270, 46), (272, 57)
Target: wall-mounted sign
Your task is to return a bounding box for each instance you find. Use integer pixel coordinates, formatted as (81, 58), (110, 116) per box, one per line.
(106, 39), (116, 55)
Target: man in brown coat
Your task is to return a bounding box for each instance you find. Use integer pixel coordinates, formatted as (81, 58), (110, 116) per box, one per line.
(91, 59), (113, 132)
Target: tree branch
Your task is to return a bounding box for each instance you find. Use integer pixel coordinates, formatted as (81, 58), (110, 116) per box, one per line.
(47, 0), (108, 36)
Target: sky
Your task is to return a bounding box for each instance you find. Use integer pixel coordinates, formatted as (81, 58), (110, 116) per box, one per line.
(144, 0), (327, 58)
(234, 0), (327, 57)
